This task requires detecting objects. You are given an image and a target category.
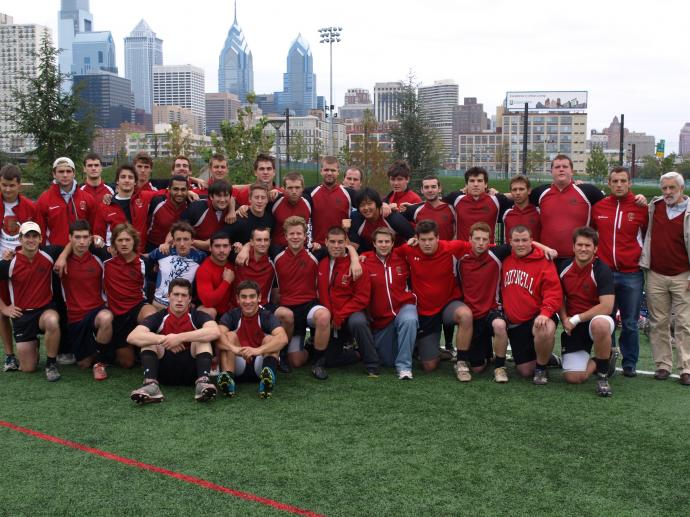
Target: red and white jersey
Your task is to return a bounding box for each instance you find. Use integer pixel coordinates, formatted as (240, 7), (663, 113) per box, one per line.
(558, 258), (614, 317)
(80, 181), (114, 202)
(103, 254), (147, 316)
(457, 244), (511, 319)
(0, 250), (54, 310)
(270, 195), (312, 248)
(233, 249), (274, 306)
(405, 201), (456, 241)
(0, 195), (36, 256)
(305, 184), (352, 245)
(61, 250), (107, 323)
(384, 189), (422, 206)
(147, 194), (188, 248)
(141, 309), (212, 350)
(502, 203), (541, 243)
(272, 247), (320, 306)
(220, 308), (281, 349)
(444, 192), (511, 242)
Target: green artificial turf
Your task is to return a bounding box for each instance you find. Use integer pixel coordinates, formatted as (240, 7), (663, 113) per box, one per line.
(2, 334), (689, 517)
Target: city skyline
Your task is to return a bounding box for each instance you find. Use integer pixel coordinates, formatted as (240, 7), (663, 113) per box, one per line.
(3, 0), (689, 153)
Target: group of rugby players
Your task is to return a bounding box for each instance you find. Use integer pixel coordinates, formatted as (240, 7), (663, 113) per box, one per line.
(1, 148), (688, 402)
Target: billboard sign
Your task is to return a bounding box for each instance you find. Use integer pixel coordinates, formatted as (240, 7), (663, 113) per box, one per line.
(505, 91), (588, 112)
(656, 139), (665, 159)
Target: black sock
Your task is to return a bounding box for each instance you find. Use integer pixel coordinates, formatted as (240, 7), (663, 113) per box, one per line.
(536, 362), (548, 370)
(494, 356), (506, 368)
(195, 352), (212, 379)
(457, 350), (470, 362)
(263, 356), (278, 376)
(595, 358), (609, 376)
(46, 356), (57, 367)
(141, 350), (159, 381)
(312, 348), (325, 364)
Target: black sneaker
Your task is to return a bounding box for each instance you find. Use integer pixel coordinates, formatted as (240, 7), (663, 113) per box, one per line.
(546, 353), (562, 368)
(311, 358), (328, 380)
(532, 368), (548, 385)
(366, 366), (380, 378)
(3, 354), (19, 372)
(622, 366), (637, 378)
(278, 360), (292, 374)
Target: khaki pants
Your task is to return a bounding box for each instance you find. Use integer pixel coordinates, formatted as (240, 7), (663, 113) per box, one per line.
(646, 270), (690, 374)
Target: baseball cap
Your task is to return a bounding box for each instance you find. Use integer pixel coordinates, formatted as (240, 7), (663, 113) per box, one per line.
(19, 221), (41, 236)
(52, 157), (75, 170)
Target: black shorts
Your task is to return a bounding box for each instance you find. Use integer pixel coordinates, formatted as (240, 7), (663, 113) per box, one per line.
(67, 307), (104, 361)
(13, 304), (55, 343)
(468, 310), (504, 367)
(416, 300), (465, 362)
(112, 301), (147, 349)
(158, 348), (197, 386)
(262, 303), (278, 314)
(285, 300), (322, 337)
(560, 322), (594, 356)
(507, 315), (558, 365)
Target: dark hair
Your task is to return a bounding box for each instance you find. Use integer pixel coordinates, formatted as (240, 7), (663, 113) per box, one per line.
(387, 160), (411, 179)
(283, 171), (304, 186)
(372, 227), (395, 242)
(133, 151), (153, 167)
(170, 221), (195, 238)
(168, 277), (193, 296)
(469, 222), (491, 236)
(572, 226), (599, 246)
(111, 223), (140, 252)
(115, 164), (138, 183)
(250, 227), (271, 239)
(69, 219), (91, 235)
(253, 153), (275, 171)
(83, 152), (102, 166)
(210, 153), (226, 164)
(249, 183), (269, 198)
(0, 164), (22, 183)
(465, 166), (488, 184)
(236, 279), (260, 296)
(208, 179), (231, 196)
(509, 224), (532, 238)
(421, 174), (440, 186)
(327, 226), (347, 239)
(322, 155), (338, 166)
(170, 175), (189, 186)
(550, 154), (573, 170)
(171, 155), (191, 171)
(209, 231), (231, 246)
(355, 187), (382, 210)
(609, 166), (630, 180)
(415, 220), (438, 237)
(509, 174), (531, 189)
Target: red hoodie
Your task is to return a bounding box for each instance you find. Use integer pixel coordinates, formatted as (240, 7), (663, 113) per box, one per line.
(317, 255), (370, 328)
(591, 192), (648, 273)
(35, 183), (97, 246)
(501, 246), (562, 324)
(92, 189), (158, 253)
(360, 251), (416, 330)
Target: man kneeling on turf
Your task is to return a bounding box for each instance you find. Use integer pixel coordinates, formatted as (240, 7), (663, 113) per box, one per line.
(216, 280), (288, 398)
(128, 278), (220, 403)
(558, 226), (616, 397)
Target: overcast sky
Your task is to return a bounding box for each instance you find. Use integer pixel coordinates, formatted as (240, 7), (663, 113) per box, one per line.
(5, 0), (690, 153)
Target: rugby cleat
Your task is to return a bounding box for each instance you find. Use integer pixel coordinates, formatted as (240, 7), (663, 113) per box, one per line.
(216, 371), (237, 397)
(258, 367), (275, 399)
(45, 364), (61, 382)
(194, 376), (217, 402)
(532, 368), (548, 386)
(596, 376), (613, 397)
(493, 366), (509, 384)
(3, 355), (19, 372)
(130, 381), (164, 404)
(454, 360), (472, 382)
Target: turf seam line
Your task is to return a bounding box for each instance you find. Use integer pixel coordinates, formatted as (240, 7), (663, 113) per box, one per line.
(0, 420), (325, 517)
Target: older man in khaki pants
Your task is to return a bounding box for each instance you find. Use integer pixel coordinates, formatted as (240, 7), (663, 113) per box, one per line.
(640, 171), (690, 385)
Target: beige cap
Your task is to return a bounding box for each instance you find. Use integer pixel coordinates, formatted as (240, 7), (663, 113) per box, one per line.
(52, 157), (75, 170)
(19, 221), (41, 236)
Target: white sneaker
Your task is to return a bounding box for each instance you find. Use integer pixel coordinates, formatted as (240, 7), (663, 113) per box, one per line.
(454, 360), (472, 382)
(398, 370), (413, 380)
(56, 353), (76, 365)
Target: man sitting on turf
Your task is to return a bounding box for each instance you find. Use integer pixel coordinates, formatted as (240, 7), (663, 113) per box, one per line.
(558, 226), (616, 397)
(128, 278), (220, 403)
(0, 222), (62, 381)
(501, 225), (562, 385)
(216, 280), (288, 398)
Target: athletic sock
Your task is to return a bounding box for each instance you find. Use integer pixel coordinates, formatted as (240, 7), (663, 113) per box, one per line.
(457, 350), (470, 362)
(536, 362), (548, 371)
(312, 348), (325, 364)
(595, 358), (609, 376)
(195, 352), (213, 378)
(46, 356), (57, 367)
(141, 350), (159, 381)
(494, 356), (506, 368)
(263, 356), (278, 378)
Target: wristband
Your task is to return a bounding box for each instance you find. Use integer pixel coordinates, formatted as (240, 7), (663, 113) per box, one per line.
(568, 314), (581, 326)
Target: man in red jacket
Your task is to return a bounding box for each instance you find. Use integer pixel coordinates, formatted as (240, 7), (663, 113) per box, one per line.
(36, 157), (98, 247)
(360, 227), (418, 380)
(501, 225), (562, 385)
(591, 166), (648, 377)
(196, 232), (235, 320)
(0, 165), (36, 372)
(318, 226), (379, 376)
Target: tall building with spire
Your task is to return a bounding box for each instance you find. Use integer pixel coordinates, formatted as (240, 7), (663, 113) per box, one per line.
(218, 2), (253, 104)
(275, 34), (316, 117)
(125, 19), (163, 113)
(58, 0), (93, 90)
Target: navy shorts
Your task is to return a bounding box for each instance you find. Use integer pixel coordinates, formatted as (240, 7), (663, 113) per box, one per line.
(112, 301), (147, 349)
(13, 303), (56, 343)
(507, 315), (558, 365)
(468, 310), (504, 367)
(67, 307), (105, 361)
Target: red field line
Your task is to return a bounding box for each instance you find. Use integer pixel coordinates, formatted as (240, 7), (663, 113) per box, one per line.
(0, 420), (325, 517)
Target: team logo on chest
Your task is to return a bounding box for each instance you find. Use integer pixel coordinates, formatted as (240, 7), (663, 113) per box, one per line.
(341, 274), (350, 285)
(627, 212), (635, 222)
(79, 200), (87, 211)
(135, 198), (144, 209)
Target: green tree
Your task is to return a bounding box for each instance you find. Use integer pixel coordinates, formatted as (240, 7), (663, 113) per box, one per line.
(348, 109), (391, 191)
(493, 143), (510, 179)
(586, 145), (609, 182)
(165, 121), (193, 158)
(660, 153), (677, 173)
(10, 32), (94, 187)
(637, 155), (660, 179)
(390, 74), (442, 186)
(211, 93), (274, 184)
(524, 145), (547, 176)
(288, 132), (307, 162)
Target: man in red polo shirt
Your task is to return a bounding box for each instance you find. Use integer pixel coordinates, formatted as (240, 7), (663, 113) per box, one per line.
(233, 154), (283, 205)
(0, 164), (36, 372)
(182, 180), (233, 251)
(502, 175), (541, 241)
(233, 227), (276, 308)
(79, 153), (114, 202)
(146, 175), (189, 252)
(196, 232), (235, 320)
(383, 160), (421, 208)
(640, 171), (690, 385)
(304, 156), (353, 245)
(591, 166), (648, 377)
(401, 175), (456, 241)
(216, 280), (288, 399)
(558, 227), (616, 396)
(270, 172), (312, 248)
(0, 222), (61, 381)
(128, 278), (220, 404)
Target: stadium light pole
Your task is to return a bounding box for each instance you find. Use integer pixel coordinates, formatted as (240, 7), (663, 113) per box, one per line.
(268, 118), (285, 186)
(319, 26), (342, 155)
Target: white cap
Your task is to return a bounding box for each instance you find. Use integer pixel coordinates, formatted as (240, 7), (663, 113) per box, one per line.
(52, 157), (75, 170)
(19, 221), (41, 236)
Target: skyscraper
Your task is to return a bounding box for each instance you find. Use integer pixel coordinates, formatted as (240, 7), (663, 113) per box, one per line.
(0, 16), (52, 152)
(153, 64), (205, 135)
(679, 123), (690, 157)
(275, 34), (316, 116)
(73, 72), (134, 128)
(418, 80), (459, 157)
(58, 0), (93, 90)
(71, 31), (117, 75)
(206, 92), (241, 135)
(373, 82), (402, 122)
(218, 3), (253, 104)
(125, 19), (163, 114)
